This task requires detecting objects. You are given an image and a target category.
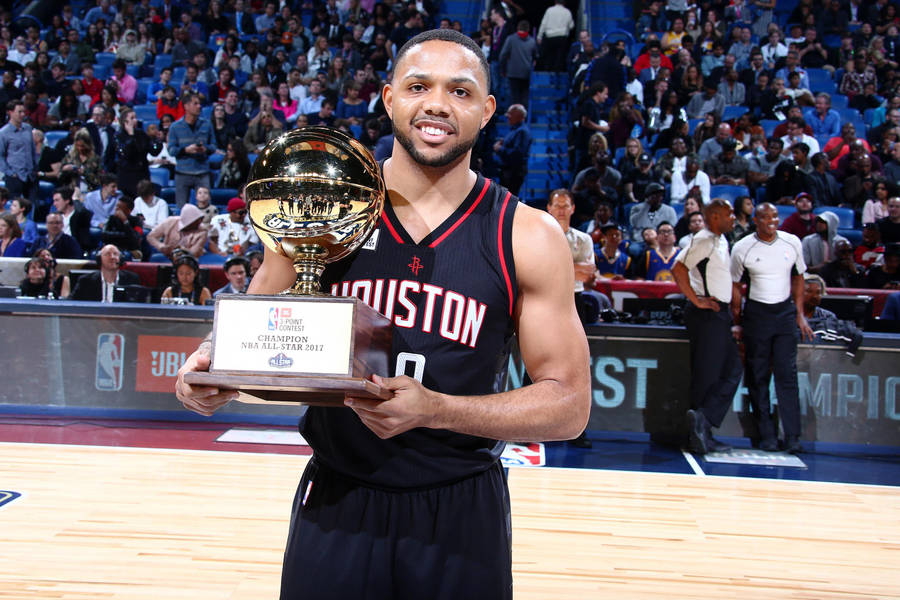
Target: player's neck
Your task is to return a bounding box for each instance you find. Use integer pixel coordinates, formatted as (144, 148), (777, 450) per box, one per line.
(383, 151), (477, 240)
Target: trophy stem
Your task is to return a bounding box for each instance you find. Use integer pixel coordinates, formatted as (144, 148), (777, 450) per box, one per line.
(289, 244), (328, 295)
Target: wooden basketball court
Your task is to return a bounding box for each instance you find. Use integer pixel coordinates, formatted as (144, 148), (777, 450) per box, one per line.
(1, 441), (898, 599)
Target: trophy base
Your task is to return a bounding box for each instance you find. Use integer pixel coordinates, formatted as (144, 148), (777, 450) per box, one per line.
(183, 371), (391, 406)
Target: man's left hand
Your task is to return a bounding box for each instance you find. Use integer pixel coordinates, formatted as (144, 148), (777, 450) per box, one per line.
(345, 374), (438, 439)
(797, 314), (815, 342)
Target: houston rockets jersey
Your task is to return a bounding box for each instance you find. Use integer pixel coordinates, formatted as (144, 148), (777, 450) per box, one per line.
(300, 173), (519, 489)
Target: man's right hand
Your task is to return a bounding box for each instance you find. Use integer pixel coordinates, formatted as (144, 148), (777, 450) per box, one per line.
(695, 297), (721, 311)
(175, 345), (238, 416)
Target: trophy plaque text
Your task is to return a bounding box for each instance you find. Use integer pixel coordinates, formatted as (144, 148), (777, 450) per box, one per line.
(184, 127), (391, 405)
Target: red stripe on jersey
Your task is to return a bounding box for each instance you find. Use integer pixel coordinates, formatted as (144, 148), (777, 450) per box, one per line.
(428, 178), (491, 248)
(380, 212), (404, 244)
(497, 190), (514, 316)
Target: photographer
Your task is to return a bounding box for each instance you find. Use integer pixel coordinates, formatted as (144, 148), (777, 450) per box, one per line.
(115, 107), (160, 198)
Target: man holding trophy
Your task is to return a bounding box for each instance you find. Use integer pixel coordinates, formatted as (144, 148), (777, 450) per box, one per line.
(176, 29), (590, 599)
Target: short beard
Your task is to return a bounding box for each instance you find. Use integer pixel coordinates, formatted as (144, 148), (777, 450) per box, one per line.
(393, 122), (477, 168)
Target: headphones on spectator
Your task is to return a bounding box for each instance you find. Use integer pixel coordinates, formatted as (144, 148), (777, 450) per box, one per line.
(95, 246), (125, 268)
(171, 252), (201, 286)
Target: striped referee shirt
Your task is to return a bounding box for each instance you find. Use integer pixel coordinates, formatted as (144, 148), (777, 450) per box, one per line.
(675, 228), (732, 303)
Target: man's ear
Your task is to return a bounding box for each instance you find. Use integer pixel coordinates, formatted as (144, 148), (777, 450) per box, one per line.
(481, 94), (496, 130)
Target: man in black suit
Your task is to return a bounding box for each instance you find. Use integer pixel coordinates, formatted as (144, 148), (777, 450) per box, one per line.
(85, 104), (117, 174)
(71, 244), (140, 303)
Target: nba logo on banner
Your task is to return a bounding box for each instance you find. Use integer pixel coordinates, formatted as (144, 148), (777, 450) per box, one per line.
(268, 307), (279, 331)
(96, 333), (124, 391)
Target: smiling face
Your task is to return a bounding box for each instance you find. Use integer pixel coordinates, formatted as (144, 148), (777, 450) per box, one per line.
(385, 39), (495, 168)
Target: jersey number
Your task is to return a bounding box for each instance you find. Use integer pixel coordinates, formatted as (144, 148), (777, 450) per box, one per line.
(395, 352), (425, 382)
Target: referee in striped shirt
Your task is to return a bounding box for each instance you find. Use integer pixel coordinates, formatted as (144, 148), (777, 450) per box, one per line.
(731, 203), (815, 454)
(673, 199), (743, 454)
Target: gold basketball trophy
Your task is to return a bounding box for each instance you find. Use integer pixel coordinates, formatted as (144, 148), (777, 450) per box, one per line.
(184, 127), (392, 405)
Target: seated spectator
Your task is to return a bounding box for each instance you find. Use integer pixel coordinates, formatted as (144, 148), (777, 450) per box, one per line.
(824, 123), (872, 170)
(222, 89), (250, 138)
(705, 138), (749, 186)
(802, 212), (849, 273)
(767, 162), (809, 206)
(780, 192), (817, 238)
(214, 255), (250, 296)
(629, 182), (677, 247)
(146, 203), (208, 260)
(0, 212), (27, 257)
(791, 142), (813, 175)
(145, 123), (177, 177)
(819, 239), (866, 288)
(697, 122), (731, 165)
(849, 81), (883, 112)
(674, 195), (702, 240)
(685, 78), (725, 120)
(148, 67), (174, 101)
(572, 149), (622, 221)
(22, 91), (50, 130)
(864, 243), (900, 289)
(210, 103), (237, 151)
(804, 93), (841, 139)
(807, 152), (842, 207)
(101, 196), (143, 258)
(747, 137), (786, 189)
(60, 128), (103, 192)
(306, 98), (337, 127)
(244, 109), (283, 153)
(8, 197), (37, 246)
(606, 92), (644, 151)
(51, 186), (93, 252)
(157, 86), (184, 121)
(47, 90), (88, 131)
(83, 174), (121, 228)
(585, 200), (617, 243)
(336, 81), (368, 126)
(729, 195), (756, 244)
(855, 223), (884, 269)
(208, 197), (259, 257)
(835, 140), (883, 182)
(116, 30), (146, 66)
(70, 244), (140, 302)
(594, 224), (632, 280)
(671, 157), (710, 204)
(623, 153), (662, 203)
(678, 210), (705, 248)
(35, 212), (82, 260)
(877, 197), (900, 244)
(161, 252), (211, 305)
(217, 140), (251, 189)
(35, 248), (71, 298)
(131, 179), (168, 230)
(273, 81), (300, 123)
(19, 256), (54, 297)
(716, 68), (745, 106)
(638, 221), (679, 281)
(843, 154), (878, 208)
(108, 59), (137, 105)
(780, 117), (819, 158)
(194, 186), (219, 226)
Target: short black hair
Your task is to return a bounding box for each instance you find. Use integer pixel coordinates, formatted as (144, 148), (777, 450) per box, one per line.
(392, 29), (490, 90)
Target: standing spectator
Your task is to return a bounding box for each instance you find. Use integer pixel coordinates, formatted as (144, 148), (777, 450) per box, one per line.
(499, 20), (537, 110)
(0, 212), (27, 257)
(132, 179), (168, 230)
(85, 104), (117, 173)
(575, 82), (609, 171)
(0, 100), (38, 202)
(877, 197), (900, 244)
(673, 199), (742, 454)
(168, 92), (216, 209)
(35, 212), (82, 259)
(115, 107), (159, 198)
(731, 203), (814, 453)
(493, 104), (531, 195)
(211, 103), (237, 150)
(537, 0), (574, 72)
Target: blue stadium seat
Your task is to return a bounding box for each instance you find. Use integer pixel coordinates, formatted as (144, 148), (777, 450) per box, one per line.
(614, 146), (626, 163)
(173, 66), (186, 82)
(837, 108), (863, 124)
(776, 205), (796, 222)
(160, 187), (176, 203)
(149, 168), (170, 188)
(210, 188), (238, 206)
(722, 105), (749, 121)
(839, 228), (863, 246)
(688, 118), (704, 134)
(198, 253), (226, 265)
(830, 94), (848, 110)
(134, 104), (158, 124)
(208, 153), (223, 170)
(709, 185), (749, 204)
(149, 252), (170, 263)
(154, 54), (172, 68)
(863, 108), (878, 126)
(760, 120), (780, 137)
(92, 64), (110, 80)
(94, 52), (116, 67)
(44, 130), (67, 148)
(38, 181), (55, 204)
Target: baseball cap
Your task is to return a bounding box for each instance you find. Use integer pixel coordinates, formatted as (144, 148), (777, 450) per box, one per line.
(638, 152), (652, 164)
(645, 182), (665, 195)
(227, 197), (246, 213)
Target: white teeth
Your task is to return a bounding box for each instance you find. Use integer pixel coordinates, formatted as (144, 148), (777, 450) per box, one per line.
(422, 126), (446, 136)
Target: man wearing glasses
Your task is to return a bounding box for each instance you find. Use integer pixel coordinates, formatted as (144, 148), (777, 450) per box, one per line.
(208, 196), (259, 257)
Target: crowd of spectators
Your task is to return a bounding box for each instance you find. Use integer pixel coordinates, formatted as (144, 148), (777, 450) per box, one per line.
(0, 0), (898, 312)
(560, 0), (900, 304)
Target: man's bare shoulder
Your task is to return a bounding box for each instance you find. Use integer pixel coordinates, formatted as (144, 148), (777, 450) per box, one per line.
(512, 203), (572, 284)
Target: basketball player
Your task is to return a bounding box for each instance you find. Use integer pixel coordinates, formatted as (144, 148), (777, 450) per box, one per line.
(175, 29), (591, 599)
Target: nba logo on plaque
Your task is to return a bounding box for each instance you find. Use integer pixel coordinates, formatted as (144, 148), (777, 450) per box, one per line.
(96, 333), (125, 391)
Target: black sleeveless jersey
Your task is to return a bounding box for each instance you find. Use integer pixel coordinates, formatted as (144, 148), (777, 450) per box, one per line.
(299, 173), (520, 489)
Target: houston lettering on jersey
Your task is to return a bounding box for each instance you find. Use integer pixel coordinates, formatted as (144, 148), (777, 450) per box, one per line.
(330, 279), (487, 348)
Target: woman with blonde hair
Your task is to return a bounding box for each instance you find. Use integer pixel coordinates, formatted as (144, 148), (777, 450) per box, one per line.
(616, 137), (644, 177)
(60, 128), (102, 192)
